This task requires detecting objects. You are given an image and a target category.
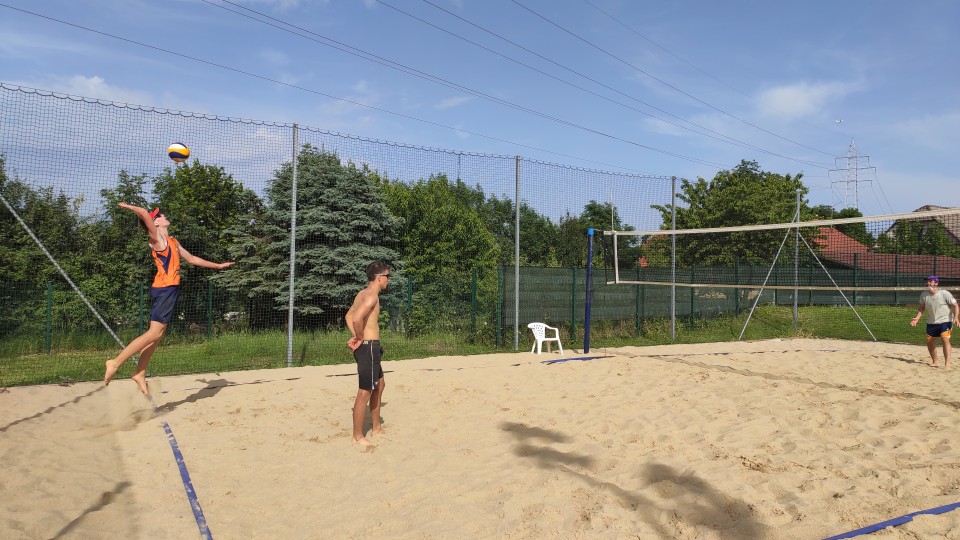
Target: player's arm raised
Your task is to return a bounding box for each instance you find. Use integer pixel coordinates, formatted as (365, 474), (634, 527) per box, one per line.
(177, 243), (234, 270)
(118, 202), (163, 248)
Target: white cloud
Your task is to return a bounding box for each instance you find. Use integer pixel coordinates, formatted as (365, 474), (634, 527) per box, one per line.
(0, 27), (95, 58)
(352, 80), (371, 94)
(234, 0), (319, 11)
(642, 117), (690, 137)
(453, 125), (471, 139)
(6, 75), (212, 114)
(43, 75), (155, 106)
(435, 96), (472, 110)
(259, 49), (291, 66)
(890, 110), (960, 151)
(314, 79), (379, 116)
(756, 81), (861, 119)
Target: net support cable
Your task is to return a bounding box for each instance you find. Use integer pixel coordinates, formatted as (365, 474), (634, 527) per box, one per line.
(735, 208), (877, 341)
(0, 192), (127, 350)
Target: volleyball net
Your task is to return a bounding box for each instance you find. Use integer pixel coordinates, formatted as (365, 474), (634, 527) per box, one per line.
(600, 207), (960, 341)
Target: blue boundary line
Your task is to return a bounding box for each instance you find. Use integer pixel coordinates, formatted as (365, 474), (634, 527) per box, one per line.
(161, 420), (213, 539)
(824, 501), (960, 539)
(541, 355), (611, 365)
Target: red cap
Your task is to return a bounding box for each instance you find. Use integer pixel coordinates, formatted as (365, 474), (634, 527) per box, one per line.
(149, 208), (161, 220)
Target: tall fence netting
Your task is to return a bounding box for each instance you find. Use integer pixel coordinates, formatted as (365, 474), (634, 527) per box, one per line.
(0, 84), (675, 386)
(3, 84), (955, 387)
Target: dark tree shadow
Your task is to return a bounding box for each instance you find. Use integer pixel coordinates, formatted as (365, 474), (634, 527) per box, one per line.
(500, 421), (770, 538)
(156, 378), (230, 412)
(0, 387), (105, 433)
(155, 376), (303, 413)
(50, 481), (132, 539)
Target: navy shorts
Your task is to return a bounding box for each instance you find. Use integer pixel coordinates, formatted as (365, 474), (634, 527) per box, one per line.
(353, 340), (384, 391)
(150, 286), (180, 324)
(926, 322), (953, 338)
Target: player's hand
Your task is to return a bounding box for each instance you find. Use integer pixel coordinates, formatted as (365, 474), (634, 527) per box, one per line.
(910, 318), (919, 327)
(347, 337), (362, 351)
(117, 202), (137, 210)
(216, 262), (235, 270)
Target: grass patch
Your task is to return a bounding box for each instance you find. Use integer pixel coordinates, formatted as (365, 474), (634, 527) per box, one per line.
(0, 305), (925, 387)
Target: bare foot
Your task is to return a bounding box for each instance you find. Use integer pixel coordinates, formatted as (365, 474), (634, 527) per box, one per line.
(104, 360), (121, 385)
(352, 437), (376, 449)
(131, 371), (149, 395)
(369, 426), (386, 437)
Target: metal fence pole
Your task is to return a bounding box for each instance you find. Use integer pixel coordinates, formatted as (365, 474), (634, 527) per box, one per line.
(570, 266), (577, 339)
(514, 155), (520, 351)
(138, 282), (145, 335)
(497, 266), (503, 347)
(584, 229), (594, 353)
(689, 264), (695, 330)
(286, 124), (298, 368)
(670, 176), (676, 341)
(45, 281), (52, 354)
(207, 281), (213, 340)
(793, 190), (800, 331)
(635, 267), (641, 336)
(471, 268), (477, 336)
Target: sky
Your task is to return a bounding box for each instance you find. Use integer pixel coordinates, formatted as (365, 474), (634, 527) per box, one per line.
(1, 0), (958, 218)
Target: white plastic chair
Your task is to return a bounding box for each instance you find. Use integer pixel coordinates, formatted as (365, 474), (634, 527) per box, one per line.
(527, 322), (563, 354)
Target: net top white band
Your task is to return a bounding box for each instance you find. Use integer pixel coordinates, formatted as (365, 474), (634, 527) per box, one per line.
(604, 207), (960, 237)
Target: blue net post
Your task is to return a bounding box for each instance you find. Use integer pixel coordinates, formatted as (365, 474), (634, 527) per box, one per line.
(584, 228), (594, 353)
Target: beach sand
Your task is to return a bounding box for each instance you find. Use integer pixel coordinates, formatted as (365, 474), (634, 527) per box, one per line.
(3, 338), (960, 539)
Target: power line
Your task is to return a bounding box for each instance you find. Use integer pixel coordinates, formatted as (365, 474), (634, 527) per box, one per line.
(578, 0), (849, 139)
(395, 0), (832, 170)
(198, 0), (727, 167)
(0, 2), (703, 172)
(512, 0), (838, 159)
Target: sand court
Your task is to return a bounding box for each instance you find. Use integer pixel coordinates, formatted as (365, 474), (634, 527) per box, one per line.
(3, 338), (960, 539)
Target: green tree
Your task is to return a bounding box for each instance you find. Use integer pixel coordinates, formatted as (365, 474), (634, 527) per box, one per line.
(0, 167), (83, 284)
(554, 201), (637, 269)
(94, 171), (155, 289)
(876, 220), (960, 257)
(380, 174), (500, 334)
(0, 157), (108, 338)
(216, 146), (401, 330)
(146, 161), (262, 328)
(481, 194), (559, 266)
(555, 211), (587, 268)
(517, 203), (559, 266)
(649, 160), (809, 267)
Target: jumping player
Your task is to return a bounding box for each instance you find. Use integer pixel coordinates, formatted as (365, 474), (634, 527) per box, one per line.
(104, 203), (234, 394)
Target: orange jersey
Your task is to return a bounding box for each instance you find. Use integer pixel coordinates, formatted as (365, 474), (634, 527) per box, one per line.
(151, 236), (181, 288)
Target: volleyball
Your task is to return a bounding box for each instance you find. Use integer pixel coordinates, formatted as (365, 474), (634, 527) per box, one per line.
(167, 142), (190, 163)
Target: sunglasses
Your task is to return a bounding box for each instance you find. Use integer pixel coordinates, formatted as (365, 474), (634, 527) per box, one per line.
(378, 273), (391, 279)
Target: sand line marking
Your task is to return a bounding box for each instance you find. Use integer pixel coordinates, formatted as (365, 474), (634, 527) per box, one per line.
(145, 391), (213, 539)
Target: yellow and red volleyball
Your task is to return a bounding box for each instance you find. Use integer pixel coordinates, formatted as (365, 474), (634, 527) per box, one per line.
(167, 142), (190, 163)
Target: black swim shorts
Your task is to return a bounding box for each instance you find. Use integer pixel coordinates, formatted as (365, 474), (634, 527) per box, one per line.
(353, 339), (384, 390)
(150, 286), (180, 324)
